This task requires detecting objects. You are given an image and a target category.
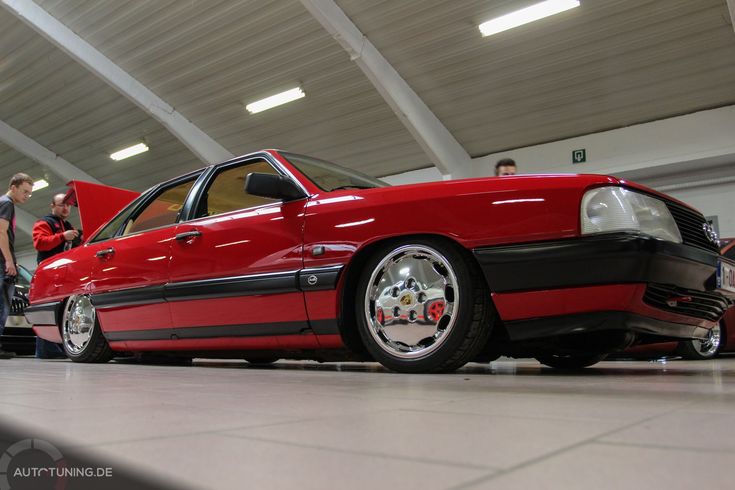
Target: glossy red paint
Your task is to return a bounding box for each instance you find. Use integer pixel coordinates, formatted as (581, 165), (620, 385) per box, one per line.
(169, 295), (309, 329)
(25, 149), (733, 370)
(64, 181), (139, 239)
(494, 284), (717, 329)
(168, 199), (307, 330)
(299, 174), (621, 272)
(94, 304), (173, 334)
(33, 325), (62, 343)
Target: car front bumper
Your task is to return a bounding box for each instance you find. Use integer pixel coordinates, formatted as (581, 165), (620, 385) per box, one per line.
(473, 232), (734, 342)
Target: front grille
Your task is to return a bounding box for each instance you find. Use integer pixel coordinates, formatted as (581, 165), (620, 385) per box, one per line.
(10, 290), (29, 316)
(644, 284), (730, 321)
(665, 201), (719, 252)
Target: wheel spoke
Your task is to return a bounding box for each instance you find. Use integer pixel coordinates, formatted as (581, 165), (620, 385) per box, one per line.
(364, 245), (459, 359)
(62, 295), (96, 355)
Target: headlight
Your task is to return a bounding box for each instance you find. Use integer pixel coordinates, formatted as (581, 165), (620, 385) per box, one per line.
(581, 186), (682, 243)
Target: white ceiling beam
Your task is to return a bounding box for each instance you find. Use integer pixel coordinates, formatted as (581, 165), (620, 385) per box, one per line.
(300, 0), (473, 179)
(1, 118), (97, 238)
(0, 119), (100, 184)
(728, 0), (735, 34)
(1, 0), (233, 165)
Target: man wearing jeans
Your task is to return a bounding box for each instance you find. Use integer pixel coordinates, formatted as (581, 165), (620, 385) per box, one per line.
(0, 173), (34, 359)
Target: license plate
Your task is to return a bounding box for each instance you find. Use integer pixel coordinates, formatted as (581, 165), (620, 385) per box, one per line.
(717, 260), (735, 293)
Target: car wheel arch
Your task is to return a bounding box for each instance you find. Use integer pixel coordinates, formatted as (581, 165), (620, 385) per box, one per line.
(335, 233), (494, 359)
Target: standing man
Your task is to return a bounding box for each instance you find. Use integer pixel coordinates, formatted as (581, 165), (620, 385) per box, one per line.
(495, 158), (517, 176)
(32, 193), (80, 359)
(0, 173), (34, 359)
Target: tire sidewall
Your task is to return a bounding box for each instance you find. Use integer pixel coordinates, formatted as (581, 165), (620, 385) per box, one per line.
(61, 295), (111, 363)
(678, 322), (724, 360)
(355, 238), (479, 373)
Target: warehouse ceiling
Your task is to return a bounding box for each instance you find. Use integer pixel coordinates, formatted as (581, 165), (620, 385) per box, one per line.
(1, 0), (735, 253)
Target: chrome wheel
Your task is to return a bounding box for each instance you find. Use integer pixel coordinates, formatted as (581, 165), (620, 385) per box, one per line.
(364, 244), (459, 359)
(687, 322), (721, 358)
(679, 322), (722, 360)
(62, 295), (96, 355)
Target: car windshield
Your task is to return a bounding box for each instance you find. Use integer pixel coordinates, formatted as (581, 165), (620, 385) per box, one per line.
(281, 152), (388, 192)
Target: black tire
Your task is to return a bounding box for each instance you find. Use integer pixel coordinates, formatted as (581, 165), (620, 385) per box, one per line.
(61, 295), (113, 363)
(136, 353), (193, 365)
(676, 322), (723, 360)
(536, 353), (608, 370)
(355, 238), (494, 373)
(244, 356), (280, 365)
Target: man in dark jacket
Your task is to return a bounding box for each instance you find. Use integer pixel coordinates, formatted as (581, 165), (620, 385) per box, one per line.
(32, 193), (80, 359)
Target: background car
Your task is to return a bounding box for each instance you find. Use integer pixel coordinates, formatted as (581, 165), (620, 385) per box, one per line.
(25, 151), (735, 373)
(2, 264), (35, 355)
(623, 238), (735, 360)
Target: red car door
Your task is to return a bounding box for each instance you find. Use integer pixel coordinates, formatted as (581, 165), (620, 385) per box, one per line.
(89, 175), (199, 342)
(166, 157), (314, 350)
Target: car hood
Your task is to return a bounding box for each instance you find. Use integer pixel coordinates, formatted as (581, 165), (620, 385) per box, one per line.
(65, 181), (140, 240)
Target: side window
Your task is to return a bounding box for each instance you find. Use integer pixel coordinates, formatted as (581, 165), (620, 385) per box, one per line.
(124, 179), (196, 235)
(90, 200), (140, 243)
(194, 160), (280, 218)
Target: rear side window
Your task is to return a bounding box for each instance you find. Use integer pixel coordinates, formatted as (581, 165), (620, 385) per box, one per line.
(91, 178), (197, 242)
(90, 199), (140, 243)
(124, 179), (196, 235)
(194, 160), (280, 218)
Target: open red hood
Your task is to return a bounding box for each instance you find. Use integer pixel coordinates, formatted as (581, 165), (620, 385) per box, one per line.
(64, 181), (140, 240)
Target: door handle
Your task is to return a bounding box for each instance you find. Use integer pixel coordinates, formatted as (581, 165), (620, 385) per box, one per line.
(175, 230), (202, 241)
(95, 247), (115, 258)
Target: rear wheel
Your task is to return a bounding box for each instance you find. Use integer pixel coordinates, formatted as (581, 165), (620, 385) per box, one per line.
(61, 295), (112, 363)
(536, 353), (608, 370)
(677, 322), (723, 360)
(356, 239), (493, 373)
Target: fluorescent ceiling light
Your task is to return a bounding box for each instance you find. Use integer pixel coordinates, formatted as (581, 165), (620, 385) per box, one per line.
(246, 87), (305, 114)
(33, 179), (49, 191)
(110, 143), (149, 161)
(479, 0), (580, 37)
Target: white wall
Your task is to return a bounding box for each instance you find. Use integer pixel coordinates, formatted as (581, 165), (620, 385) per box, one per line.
(381, 166), (443, 185)
(471, 105), (735, 177)
(382, 105), (735, 236)
(16, 251), (37, 273)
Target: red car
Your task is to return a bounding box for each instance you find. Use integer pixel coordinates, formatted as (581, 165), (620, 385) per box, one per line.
(624, 238), (735, 360)
(25, 150), (735, 373)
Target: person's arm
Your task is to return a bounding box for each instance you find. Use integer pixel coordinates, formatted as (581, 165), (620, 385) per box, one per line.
(0, 218), (16, 276)
(32, 219), (67, 251)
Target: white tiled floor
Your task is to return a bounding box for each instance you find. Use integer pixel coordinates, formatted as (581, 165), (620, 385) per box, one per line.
(1, 356), (734, 489)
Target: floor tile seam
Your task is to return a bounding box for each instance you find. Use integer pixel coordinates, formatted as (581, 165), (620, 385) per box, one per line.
(595, 440), (735, 454)
(442, 404), (688, 490)
(393, 406), (673, 424)
(56, 416), (331, 450)
(214, 431), (500, 472)
(413, 386), (725, 401)
(0, 401), (57, 412)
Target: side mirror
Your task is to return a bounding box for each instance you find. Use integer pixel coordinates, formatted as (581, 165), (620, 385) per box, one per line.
(245, 173), (307, 202)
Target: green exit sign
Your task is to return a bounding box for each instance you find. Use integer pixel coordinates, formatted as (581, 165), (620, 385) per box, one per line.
(572, 149), (586, 164)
